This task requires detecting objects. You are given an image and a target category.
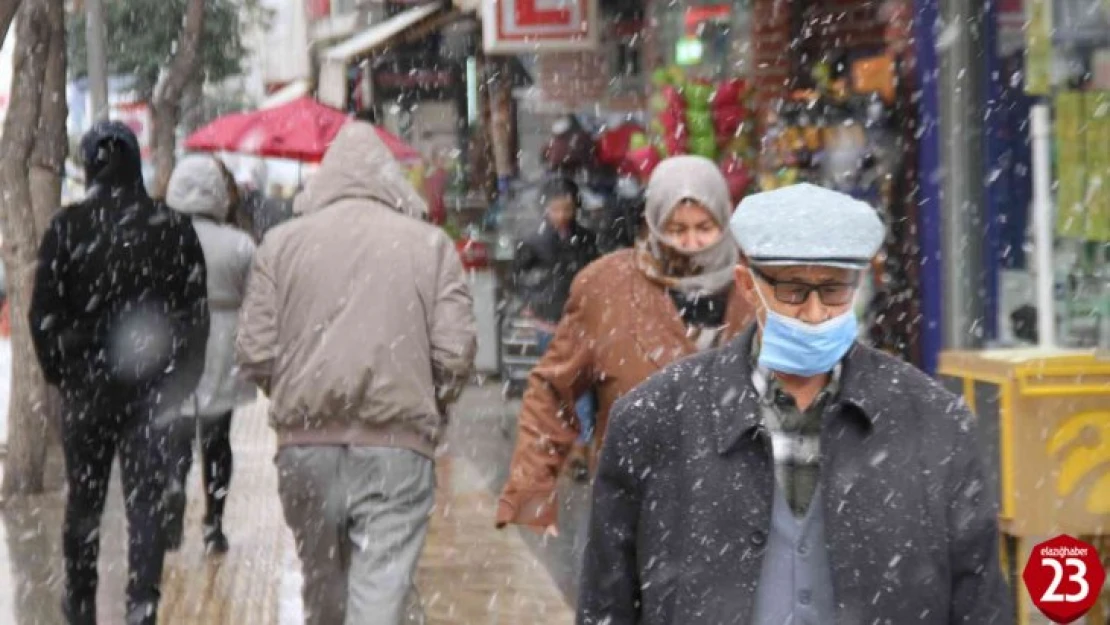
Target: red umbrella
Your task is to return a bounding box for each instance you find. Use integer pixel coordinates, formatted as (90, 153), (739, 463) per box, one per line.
(184, 97), (421, 163)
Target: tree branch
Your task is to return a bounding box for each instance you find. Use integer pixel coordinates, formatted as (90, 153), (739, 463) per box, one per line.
(0, 0), (48, 247)
(0, 0), (21, 49)
(153, 0), (206, 107)
(30, 0), (66, 239)
(0, 0), (65, 499)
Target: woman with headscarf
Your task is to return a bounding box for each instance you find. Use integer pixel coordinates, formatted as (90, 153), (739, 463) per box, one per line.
(496, 155), (755, 533)
(163, 155), (258, 555)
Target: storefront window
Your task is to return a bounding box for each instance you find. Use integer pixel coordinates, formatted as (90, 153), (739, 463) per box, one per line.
(989, 0), (1110, 348)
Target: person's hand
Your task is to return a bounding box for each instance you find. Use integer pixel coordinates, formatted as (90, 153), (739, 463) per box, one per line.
(495, 490), (558, 533)
(506, 523), (558, 538)
(534, 524), (559, 538)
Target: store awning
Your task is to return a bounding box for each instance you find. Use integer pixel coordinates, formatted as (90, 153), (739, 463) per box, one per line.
(323, 3), (443, 64)
(259, 79), (310, 110)
(318, 3), (453, 108)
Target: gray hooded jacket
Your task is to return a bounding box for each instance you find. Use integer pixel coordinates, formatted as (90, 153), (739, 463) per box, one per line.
(166, 154), (258, 417)
(236, 122), (477, 458)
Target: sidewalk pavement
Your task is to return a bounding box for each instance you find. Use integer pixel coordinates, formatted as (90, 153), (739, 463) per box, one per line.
(0, 387), (573, 624)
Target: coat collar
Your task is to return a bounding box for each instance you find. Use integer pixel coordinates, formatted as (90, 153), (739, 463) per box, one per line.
(713, 325), (888, 455)
(628, 267), (753, 369)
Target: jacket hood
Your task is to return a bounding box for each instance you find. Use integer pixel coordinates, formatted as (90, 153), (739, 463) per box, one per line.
(166, 155), (232, 221)
(80, 121), (146, 193)
(293, 121), (427, 220)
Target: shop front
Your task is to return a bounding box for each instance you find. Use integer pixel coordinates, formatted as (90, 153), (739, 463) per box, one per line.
(935, 2), (1110, 621)
(756, 1), (922, 366)
(1004, 0), (1110, 352)
(492, 0), (929, 366)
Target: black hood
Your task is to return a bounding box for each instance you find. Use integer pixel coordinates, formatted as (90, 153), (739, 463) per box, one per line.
(80, 121), (146, 193)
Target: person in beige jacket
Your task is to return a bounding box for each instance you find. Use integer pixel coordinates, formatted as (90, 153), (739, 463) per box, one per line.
(236, 121), (476, 625)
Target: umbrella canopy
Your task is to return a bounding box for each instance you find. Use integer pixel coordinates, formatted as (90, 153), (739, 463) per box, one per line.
(184, 96), (422, 163)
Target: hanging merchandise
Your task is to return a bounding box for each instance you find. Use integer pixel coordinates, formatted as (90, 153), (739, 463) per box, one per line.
(597, 122), (646, 170)
(757, 54), (902, 208)
(631, 66), (757, 205)
(542, 115), (598, 175)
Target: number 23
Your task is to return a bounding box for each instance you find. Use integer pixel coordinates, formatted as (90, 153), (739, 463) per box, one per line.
(1040, 558), (1090, 603)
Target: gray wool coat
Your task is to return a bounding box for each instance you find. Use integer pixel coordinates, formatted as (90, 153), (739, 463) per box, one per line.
(167, 156), (257, 417)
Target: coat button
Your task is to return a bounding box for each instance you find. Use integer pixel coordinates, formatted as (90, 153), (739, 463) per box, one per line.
(749, 530), (766, 546)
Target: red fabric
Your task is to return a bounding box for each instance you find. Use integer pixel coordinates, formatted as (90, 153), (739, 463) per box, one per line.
(622, 146), (662, 181)
(713, 104), (747, 140)
(721, 156), (754, 207)
(423, 167), (448, 225)
(710, 78), (748, 108)
(184, 97), (422, 163)
(596, 123), (644, 168)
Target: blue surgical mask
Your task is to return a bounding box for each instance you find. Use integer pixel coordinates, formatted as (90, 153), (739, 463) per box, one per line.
(754, 287), (858, 377)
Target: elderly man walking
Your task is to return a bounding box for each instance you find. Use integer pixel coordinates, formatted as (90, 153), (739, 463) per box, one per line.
(578, 183), (1013, 625)
(236, 121), (477, 625)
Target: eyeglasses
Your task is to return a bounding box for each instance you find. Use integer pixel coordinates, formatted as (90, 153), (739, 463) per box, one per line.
(750, 266), (858, 306)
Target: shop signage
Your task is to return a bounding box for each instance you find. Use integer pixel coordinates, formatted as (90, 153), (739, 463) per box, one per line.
(373, 54), (461, 101)
(377, 69), (454, 90)
(113, 101), (152, 160)
(482, 0), (599, 54)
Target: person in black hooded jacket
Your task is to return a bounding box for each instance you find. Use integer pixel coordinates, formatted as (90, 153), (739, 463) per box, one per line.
(512, 177), (599, 325)
(512, 176), (599, 480)
(28, 121), (209, 625)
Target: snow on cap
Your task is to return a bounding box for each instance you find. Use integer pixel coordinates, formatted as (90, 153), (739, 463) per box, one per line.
(729, 183), (884, 269)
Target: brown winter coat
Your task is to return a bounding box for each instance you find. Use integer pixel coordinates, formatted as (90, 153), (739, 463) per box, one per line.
(496, 249), (754, 528)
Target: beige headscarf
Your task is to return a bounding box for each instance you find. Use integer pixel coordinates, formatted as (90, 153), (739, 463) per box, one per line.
(640, 155), (739, 295)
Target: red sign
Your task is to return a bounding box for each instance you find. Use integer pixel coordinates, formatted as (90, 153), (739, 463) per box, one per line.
(112, 101), (152, 160)
(482, 0), (598, 54)
(455, 237), (490, 270)
(1023, 535), (1106, 624)
(307, 0), (331, 20)
(516, 0), (571, 28)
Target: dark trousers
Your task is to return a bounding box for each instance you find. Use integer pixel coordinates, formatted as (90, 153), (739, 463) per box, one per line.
(167, 411), (234, 527)
(60, 399), (168, 625)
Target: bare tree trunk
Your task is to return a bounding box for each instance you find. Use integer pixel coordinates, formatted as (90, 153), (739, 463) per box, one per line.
(488, 58), (516, 182)
(150, 0), (206, 198)
(0, 0), (21, 48)
(180, 73), (206, 135)
(467, 51), (497, 203)
(0, 0), (67, 498)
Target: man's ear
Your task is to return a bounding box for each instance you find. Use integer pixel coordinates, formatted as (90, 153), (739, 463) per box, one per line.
(734, 264), (758, 306)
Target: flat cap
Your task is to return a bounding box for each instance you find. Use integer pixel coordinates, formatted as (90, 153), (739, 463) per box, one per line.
(729, 183), (884, 269)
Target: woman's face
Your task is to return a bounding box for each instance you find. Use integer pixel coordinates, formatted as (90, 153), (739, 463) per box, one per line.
(662, 200), (722, 253)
